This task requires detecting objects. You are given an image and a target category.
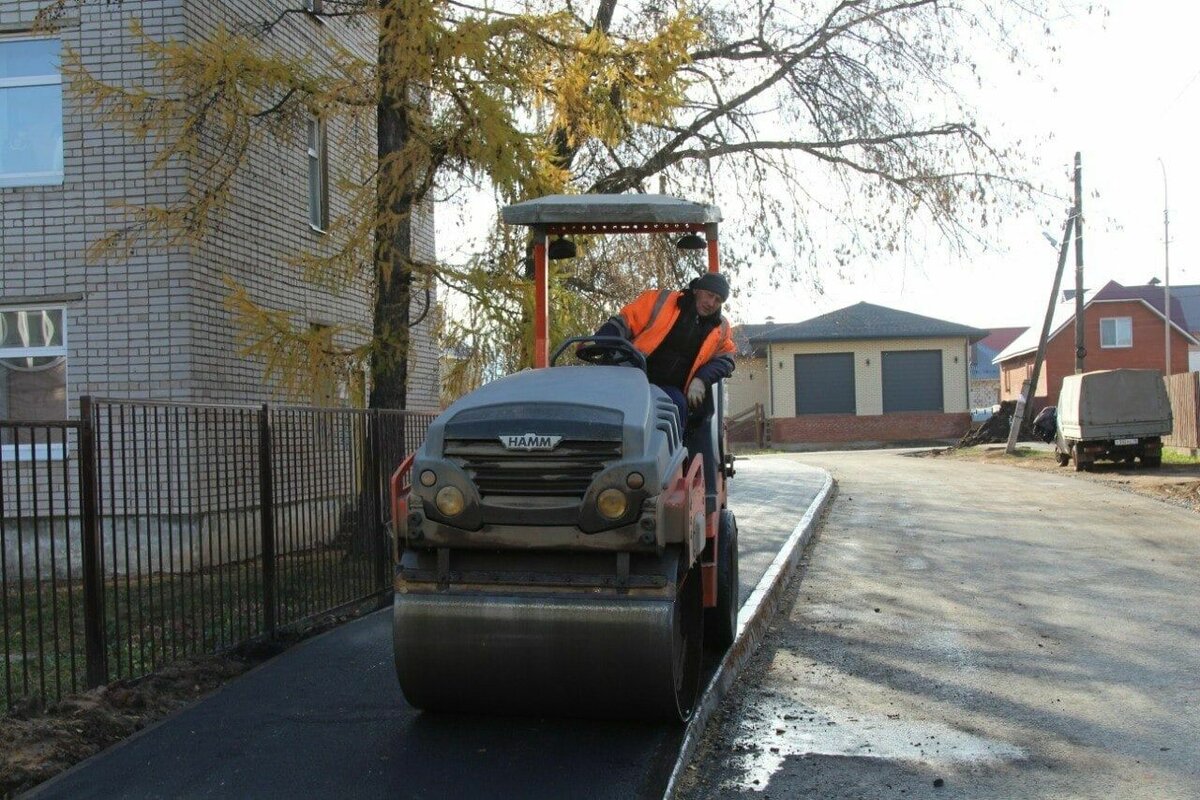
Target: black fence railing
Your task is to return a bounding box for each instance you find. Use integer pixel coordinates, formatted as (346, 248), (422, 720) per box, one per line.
(1, 398), (435, 713)
(0, 421), (85, 709)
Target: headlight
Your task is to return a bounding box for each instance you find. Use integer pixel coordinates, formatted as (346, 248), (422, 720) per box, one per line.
(435, 486), (466, 517)
(419, 470), (437, 487)
(626, 472), (644, 490)
(596, 488), (627, 520)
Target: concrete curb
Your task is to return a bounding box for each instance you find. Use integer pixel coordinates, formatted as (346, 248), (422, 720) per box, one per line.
(662, 470), (836, 799)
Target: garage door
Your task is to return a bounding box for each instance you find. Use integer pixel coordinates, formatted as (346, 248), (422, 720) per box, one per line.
(794, 353), (855, 414)
(882, 350), (943, 412)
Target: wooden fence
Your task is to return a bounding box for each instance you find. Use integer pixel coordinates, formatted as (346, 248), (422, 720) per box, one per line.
(726, 403), (767, 450)
(1165, 372), (1200, 450)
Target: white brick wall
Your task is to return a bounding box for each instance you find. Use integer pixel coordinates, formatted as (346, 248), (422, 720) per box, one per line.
(1, 1), (190, 412)
(1, 0), (440, 413)
(406, 196), (439, 411)
(766, 337), (972, 418)
(969, 379), (1000, 409)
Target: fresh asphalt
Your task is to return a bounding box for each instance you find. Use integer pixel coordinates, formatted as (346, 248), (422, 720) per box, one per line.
(27, 457), (829, 800)
(680, 450), (1200, 799)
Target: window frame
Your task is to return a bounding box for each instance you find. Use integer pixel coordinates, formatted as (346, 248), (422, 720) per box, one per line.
(0, 34), (64, 189)
(1099, 316), (1133, 349)
(307, 117), (329, 232)
(0, 305), (69, 461)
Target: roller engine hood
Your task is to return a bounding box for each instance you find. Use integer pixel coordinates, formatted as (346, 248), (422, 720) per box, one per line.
(422, 366), (670, 458)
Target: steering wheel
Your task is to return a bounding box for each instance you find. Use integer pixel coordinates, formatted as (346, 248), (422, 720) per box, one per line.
(551, 336), (647, 371)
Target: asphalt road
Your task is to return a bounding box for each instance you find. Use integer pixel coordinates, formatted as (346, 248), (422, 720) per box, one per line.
(29, 458), (828, 800)
(679, 450), (1200, 799)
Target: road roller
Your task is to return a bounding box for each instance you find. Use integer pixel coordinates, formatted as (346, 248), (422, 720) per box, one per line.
(389, 195), (739, 721)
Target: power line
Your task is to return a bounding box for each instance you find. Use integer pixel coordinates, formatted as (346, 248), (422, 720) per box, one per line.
(1162, 65), (1200, 115)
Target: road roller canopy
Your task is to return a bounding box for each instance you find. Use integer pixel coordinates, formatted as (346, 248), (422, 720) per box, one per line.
(500, 192), (723, 368)
(501, 193), (721, 232)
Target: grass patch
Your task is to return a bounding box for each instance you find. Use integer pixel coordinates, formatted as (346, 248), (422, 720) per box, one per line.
(1002, 447), (1051, 459)
(3, 549), (382, 715)
(934, 444), (1049, 460)
(1163, 449), (1200, 465)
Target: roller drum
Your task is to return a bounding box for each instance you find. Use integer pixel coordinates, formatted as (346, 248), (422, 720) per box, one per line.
(393, 566), (703, 721)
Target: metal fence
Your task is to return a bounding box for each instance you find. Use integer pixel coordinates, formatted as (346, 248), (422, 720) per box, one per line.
(1, 398), (435, 713)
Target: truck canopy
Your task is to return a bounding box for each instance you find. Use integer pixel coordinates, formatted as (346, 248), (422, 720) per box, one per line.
(1057, 369), (1173, 440)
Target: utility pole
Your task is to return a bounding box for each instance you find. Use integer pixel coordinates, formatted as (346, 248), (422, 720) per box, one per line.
(1158, 158), (1171, 375)
(1073, 152), (1086, 374)
(1006, 211), (1077, 455)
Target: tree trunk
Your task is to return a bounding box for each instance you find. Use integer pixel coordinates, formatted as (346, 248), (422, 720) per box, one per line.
(370, 10), (414, 411)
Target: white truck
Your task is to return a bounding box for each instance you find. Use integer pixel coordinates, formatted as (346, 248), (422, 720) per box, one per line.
(1055, 369), (1173, 471)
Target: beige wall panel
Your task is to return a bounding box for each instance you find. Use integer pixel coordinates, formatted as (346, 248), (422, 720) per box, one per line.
(726, 356), (768, 417)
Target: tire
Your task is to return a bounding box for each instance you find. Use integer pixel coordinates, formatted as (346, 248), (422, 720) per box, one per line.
(1142, 455), (1162, 469)
(1055, 446), (1070, 467)
(665, 559), (705, 721)
(704, 509), (739, 652)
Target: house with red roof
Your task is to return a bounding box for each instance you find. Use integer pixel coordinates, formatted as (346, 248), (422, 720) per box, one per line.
(993, 280), (1199, 413)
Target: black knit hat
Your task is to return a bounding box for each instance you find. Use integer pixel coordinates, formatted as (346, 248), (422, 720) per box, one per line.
(688, 272), (730, 302)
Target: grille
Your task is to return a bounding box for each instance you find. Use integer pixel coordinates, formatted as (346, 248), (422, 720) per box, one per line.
(444, 438), (622, 497)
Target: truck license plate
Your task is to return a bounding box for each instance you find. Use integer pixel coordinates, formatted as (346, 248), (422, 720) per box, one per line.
(1114, 438), (1138, 446)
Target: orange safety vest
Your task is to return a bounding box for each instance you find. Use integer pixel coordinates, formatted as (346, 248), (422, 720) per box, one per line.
(618, 289), (735, 388)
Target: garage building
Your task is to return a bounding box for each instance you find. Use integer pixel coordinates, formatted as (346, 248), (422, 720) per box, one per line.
(732, 302), (987, 448)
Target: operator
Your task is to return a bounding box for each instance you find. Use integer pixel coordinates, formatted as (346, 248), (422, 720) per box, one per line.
(592, 272), (736, 430)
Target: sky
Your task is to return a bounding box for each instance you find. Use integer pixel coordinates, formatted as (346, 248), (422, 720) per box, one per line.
(436, 1), (1200, 334)
(721, 0), (1200, 331)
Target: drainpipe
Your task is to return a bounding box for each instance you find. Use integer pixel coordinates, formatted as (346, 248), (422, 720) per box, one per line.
(965, 340), (971, 411)
(767, 343), (775, 419)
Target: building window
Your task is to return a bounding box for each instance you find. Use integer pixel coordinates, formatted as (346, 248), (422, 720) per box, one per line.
(307, 118), (328, 231)
(1, 307), (68, 460)
(304, 0), (324, 12)
(1099, 317), (1132, 348)
(0, 37), (63, 188)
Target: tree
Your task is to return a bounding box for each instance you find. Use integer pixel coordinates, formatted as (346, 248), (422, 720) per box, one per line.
(38, 0), (698, 407)
(42, 0), (1062, 405)
(440, 0), (1064, 389)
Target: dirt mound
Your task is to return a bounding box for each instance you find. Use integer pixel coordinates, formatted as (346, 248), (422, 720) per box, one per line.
(956, 401), (1037, 448)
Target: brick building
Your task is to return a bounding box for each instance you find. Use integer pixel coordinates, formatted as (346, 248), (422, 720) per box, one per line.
(1, 1), (440, 434)
(994, 281), (1197, 413)
(1162, 283), (1200, 371)
(734, 303), (986, 448)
